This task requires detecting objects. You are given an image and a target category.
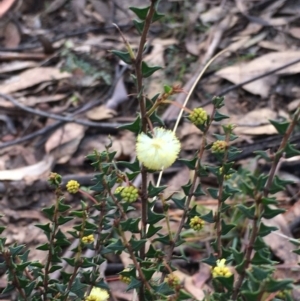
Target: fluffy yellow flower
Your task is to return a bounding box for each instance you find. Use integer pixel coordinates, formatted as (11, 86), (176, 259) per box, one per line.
(85, 287), (109, 301)
(136, 128), (181, 170)
(212, 258), (232, 278)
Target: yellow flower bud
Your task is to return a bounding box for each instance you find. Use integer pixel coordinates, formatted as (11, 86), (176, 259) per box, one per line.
(189, 108), (208, 126)
(189, 216), (205, 231)
(211, 140), (228, 153)
(165, 273), (181, 289)
(82, 234), (94, 244)
(212, 258), (232, 278)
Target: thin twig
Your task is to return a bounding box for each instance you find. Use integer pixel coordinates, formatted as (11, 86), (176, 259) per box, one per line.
(0, 93), (122, 128)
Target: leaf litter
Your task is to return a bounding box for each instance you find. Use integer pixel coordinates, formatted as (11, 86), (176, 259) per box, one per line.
(1, 0), (300, 299)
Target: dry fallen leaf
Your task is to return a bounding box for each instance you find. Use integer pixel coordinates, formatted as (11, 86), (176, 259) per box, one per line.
(1, 67), (71, 94)
(0, 61), (38, 74)
(289, 27), (300, 39)
(86, 104), (117, 120)
(0, 155), (54, 182)
(231, 108), (279, 135)
(45, 123), (86, 163)
(0, 0), (16, 17)
(216, 51), (300, 97)
(4, 21), (21, 48)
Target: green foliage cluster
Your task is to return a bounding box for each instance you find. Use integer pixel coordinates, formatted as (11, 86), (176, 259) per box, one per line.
(1, 1), (300, 301)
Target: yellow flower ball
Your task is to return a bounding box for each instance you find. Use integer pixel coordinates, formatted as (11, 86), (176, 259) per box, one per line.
(212, 258), (232, 278)
(136, 128), (181, 171)
(82, 234), (94, 244)
(189, 216), (205, 231)
(85, 287), (109, 301)
(66, 180), (80, 194)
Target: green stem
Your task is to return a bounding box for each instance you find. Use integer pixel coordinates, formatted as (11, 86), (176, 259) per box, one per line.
(43, 190), (61, 300)
(216, 132), (231, 258)
(161, 107), (217, 282)
(135, 2), (157, 256)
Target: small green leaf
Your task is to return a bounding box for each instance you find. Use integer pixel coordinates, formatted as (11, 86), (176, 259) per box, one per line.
(250, 265), (273, 282)
(172, 196), (185, 210)
(214, 110), (229, 121)
(261, 197), (278, 205)
(153, 233), (171, 245)
(164, 85), (172, 93)
(49, 265), (62, 273)
(141, 268), (156, 281)
(146, 224), (162, 238)
(57, 216), (73, 225)
(0, 226), (6, 235)
(230, 247), (244, 265)
(24, 281), (35, 296)
(145, 244), (160, 258)
(133, 19), (145, 34)
(127, 277), (142, 291)
(36, 243), (50, 251)
(212, 96), (225, 108)
(182, 181), (192, 196)
(236, 204), (255, 219)
(262, 205), (285, 219)
(177, 290), (193, 300)
(269, 119), (290, 135)
(63, 257), (76, 267)
(193, 184), (206, 197)
(2, 284), (15, 294)
(254, 150), (272, 162)
(129, 6), (150, 20)
(284, 142), (300, 158)
(152, 282), (174, 295)
(227, 147), (243, 161)
(111, 50), (132, 64)
(42, 205), (55, 220)
(178, 157), (197, 170)
(106, 239), (125, 252)
(214, 274), (234, 291)
(55, 229), (71, 247)
(152, 10), (165, 22)
(8, 244), (25, 256)
(269, 176), (294, 194)
(199, 210), (215, 223)
(70, 210), (85, 218)
(141, 61), (162, 78)
(118, 158), (140, 172)
(201, 253), (217, 266)
(207, 187), (218, 199)
(149, 110), (165, 126)
(120, 218), (140, 233)
(148, 181), (166, 197)
(57, 200), (71, 212)
(241, 290), (261, 301)
(70, 277), (87, 298)
(221, 220), (236, 235)
(118, 115), (141, 133)
(253, 236), (267, 250)
(258, 222), (278, 237)
(251, 249), (273, 265)
(147, 208), (164, 224)
(264, 278), (293, 293)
